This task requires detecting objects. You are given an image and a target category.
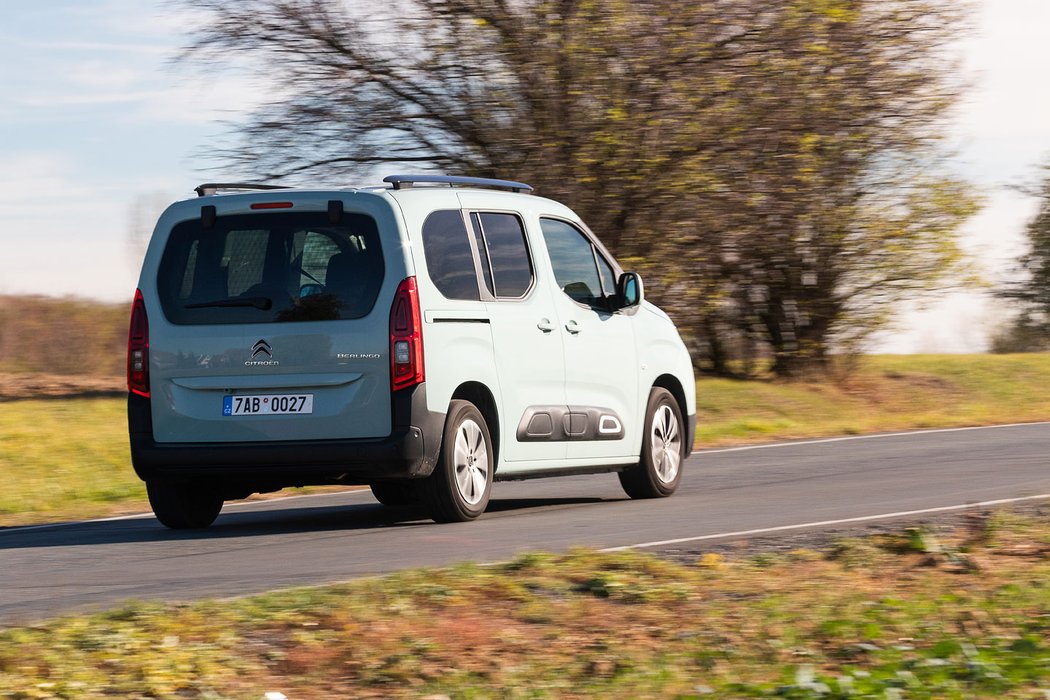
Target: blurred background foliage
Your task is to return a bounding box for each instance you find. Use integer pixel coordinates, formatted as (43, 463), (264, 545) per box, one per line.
(181, 0), (980, 376)
(0, 296), (126, 376)
(992, 161), (1050, 353)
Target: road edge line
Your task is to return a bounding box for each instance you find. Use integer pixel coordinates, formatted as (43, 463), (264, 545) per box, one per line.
(698, 420), (1050, 455)
(601, 493), (1050, 552)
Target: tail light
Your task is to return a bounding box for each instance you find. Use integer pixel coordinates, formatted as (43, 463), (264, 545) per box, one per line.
(390, 277), (424, 391)
(127, 288), (150, 397)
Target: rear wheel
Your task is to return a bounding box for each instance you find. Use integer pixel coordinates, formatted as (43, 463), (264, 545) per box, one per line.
(619, 387), (684, 499)
(369, 481), (419, 507)
(146, 480), (224, 529)
(419, 400), (493, 522)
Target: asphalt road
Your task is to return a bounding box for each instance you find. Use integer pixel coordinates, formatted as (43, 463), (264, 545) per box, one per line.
(2, 422), (1048, 625)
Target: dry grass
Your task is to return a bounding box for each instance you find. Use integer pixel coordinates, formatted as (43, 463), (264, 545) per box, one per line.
(0, 373), (123, 402)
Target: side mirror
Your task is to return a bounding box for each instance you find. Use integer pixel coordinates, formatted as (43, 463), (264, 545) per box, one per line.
(616, 271), (643, 310)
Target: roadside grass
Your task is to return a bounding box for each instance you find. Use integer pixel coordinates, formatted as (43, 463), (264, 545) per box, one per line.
(0, 399), (143, 525)
(696, 353), (1050, 446)
(3, 510), (1049, 698)
(2, 353), (1050, 526)
(0, 399), (349, 527)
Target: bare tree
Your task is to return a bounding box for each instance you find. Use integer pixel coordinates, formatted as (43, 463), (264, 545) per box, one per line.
(180, 0), (978, 375)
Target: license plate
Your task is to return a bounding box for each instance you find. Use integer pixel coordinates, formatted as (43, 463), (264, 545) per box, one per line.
(223, 394), (314, 416)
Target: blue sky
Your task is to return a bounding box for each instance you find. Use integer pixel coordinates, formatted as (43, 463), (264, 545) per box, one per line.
(0, 1), (255, 301)
(1, 1), (1049, 351)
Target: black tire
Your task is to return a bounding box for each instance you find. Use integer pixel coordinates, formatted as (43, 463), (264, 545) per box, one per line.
(146, 480), (224, 529)
(369, 481), (419, 507)
(419, 400), (493, 523)
(619, 387), (685, 499)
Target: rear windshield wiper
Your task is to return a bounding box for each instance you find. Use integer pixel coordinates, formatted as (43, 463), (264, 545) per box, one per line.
(185, 297), (273, 311)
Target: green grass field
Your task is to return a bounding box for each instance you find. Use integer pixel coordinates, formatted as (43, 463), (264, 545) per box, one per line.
(696, 353), (1050, 445)
(3, 510), (1048, 698)
(0, 398), (143, 525)
(1, 353), (1049, 526)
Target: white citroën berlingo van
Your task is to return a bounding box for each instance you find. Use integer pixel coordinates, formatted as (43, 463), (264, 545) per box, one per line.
(128, 175), (695, 528)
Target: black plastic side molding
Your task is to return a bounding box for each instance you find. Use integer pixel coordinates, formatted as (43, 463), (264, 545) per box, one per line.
(516, 405), (625, 442)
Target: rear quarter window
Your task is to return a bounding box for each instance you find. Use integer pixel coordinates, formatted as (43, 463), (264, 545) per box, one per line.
(421, 210), (480, 301)
(157, 212), (385, 324)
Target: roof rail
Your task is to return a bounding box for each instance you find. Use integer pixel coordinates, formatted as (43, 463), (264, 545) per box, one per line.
(194, 183), (290, 197)
(383, 174), (533, 193)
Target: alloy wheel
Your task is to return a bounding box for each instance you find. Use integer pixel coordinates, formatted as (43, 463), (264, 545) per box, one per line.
(650, 404), (682, 485)
(453, 418), (489, 506)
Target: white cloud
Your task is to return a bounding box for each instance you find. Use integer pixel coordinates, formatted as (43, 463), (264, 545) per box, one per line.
(68, 62), (147, 91)
(953, 0), (1050, 183)
(0, 154), (99, 209)
(959, 187), (1036, 280)
(135, 74), (274, 126)
(17, 90), (173, 109)
(15, 40), (169, 56)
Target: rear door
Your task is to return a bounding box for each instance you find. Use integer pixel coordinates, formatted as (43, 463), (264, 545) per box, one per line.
(456, 192), (567, 464)
(147, 196), (402, 443)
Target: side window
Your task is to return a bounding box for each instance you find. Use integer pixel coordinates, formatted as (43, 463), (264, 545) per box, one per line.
(421, 210), (480, 301)
(473, 212), (533, 298)
(540, 218), (607, 307)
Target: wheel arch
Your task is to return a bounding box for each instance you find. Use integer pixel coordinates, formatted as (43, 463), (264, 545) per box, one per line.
(652, 373), (694, 456)
(451, 381), (500, 470)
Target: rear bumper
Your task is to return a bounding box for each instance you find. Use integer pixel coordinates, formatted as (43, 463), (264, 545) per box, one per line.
(128, 384), (444, 487)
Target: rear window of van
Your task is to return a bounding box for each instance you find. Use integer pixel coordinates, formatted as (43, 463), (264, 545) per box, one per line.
(157, 212), (385, 325)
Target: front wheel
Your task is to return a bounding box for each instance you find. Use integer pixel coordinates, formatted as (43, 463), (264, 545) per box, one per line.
(619, 387), (685, 499)
(146, 480), (224, 529)
(419, 400), (493, 522)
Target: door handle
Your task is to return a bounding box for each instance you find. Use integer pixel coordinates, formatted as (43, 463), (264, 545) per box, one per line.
(565, 320), (581, 334)
(537, 318), (555, 333)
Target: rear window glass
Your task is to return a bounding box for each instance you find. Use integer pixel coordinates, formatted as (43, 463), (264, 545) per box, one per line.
(158, 212), (385, 325)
